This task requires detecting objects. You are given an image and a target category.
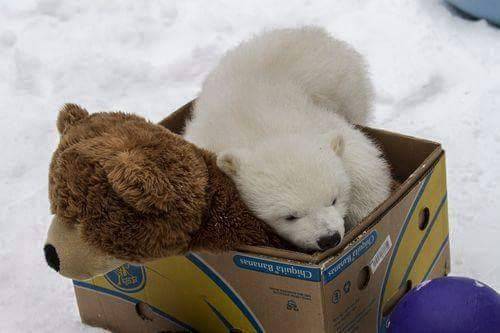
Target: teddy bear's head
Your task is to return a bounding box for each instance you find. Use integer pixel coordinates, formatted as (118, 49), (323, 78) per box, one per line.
(44, 104), (208, 280)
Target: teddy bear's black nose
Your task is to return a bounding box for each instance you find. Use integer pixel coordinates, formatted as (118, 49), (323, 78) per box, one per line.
(44, 244), (60, 272)
(317, 232), (341, 250)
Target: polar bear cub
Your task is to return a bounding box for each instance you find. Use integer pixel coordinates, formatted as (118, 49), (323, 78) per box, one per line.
(184, 27), (392, 251)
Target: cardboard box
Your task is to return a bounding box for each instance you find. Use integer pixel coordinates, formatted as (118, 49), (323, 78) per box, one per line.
(73, 102), (450, 332)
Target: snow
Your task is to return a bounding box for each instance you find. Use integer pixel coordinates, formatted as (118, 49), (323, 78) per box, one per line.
(1, 0), (499, 331)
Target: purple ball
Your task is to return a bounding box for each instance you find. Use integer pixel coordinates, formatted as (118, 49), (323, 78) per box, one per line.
(387, 276), (500, 333)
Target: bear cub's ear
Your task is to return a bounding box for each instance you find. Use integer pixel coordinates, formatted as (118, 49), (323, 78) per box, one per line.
(321, 131), (344, 156)
(330, 135), (344, 156)
(217, 150), (247, 176)
(57, 103), (89, 134)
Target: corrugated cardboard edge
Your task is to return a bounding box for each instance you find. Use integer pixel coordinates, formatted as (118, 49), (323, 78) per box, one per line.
(158, 100), (444, 265)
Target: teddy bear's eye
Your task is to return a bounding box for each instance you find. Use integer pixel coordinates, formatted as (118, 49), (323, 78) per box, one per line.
(285, 215), (298, 221)
(332, 198), (337, 206)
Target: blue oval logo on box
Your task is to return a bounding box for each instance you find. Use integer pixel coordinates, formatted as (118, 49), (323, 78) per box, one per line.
(104, 263), (146, 293)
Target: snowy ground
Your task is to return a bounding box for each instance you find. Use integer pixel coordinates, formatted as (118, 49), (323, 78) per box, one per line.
(1, 0), (499, 331)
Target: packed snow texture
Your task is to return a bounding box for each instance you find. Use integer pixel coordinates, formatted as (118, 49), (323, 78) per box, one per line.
(0, 1), (499, 331)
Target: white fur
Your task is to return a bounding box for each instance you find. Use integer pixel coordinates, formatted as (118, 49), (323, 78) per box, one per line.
(185, 27), (391, 250)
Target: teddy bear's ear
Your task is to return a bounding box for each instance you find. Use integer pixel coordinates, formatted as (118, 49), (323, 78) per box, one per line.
(104, 149), (174, 212)
(57, 104), (89, 134)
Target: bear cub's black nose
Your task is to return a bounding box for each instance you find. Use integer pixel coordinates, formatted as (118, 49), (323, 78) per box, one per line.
(317, 232), (341, 250)
(44, 244), (60, 272)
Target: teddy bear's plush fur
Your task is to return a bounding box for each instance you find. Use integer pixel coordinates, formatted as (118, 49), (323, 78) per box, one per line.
(45, 104), (286, 280)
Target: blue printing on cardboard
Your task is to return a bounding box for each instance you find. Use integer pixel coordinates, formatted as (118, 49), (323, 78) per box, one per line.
(233, 255), (321, 282)
(104, 263), (146, 293)
(323, 230), (378, 284)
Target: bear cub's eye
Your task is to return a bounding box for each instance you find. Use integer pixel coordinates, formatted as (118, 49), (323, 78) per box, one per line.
(332, 198), (337, 206)
(285, 215), (298, 221)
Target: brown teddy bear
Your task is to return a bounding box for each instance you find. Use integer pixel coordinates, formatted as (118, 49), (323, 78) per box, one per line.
(44, 104), (287, 280)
